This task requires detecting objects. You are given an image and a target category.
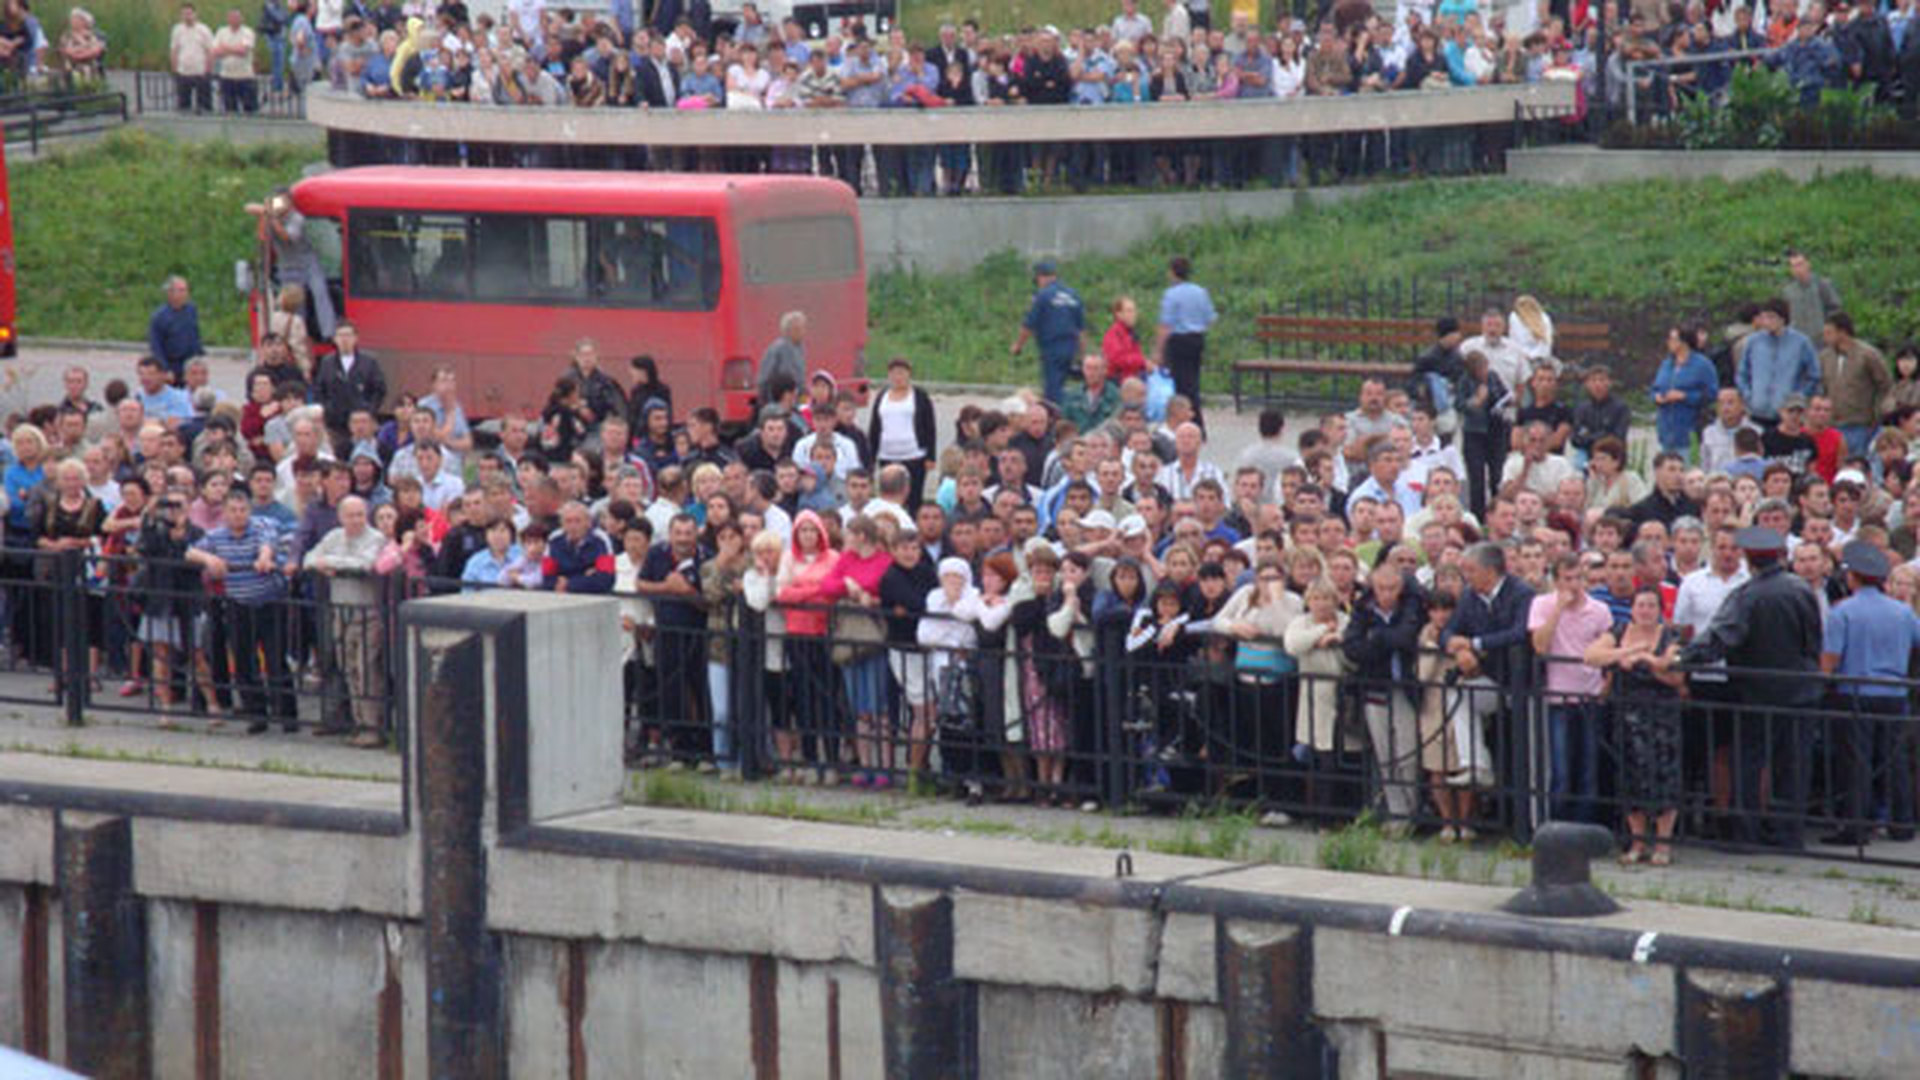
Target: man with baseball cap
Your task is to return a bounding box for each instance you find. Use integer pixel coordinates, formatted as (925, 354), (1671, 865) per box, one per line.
(1818, 541), (1920, 846)
(1682, 525), (1824, 848)
(1010, 259), (1086, 406)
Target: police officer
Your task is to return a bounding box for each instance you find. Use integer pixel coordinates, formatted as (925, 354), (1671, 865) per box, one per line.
(1680, 526), (1823, 849)
(1010, 260), (1085, 407)
(1818, 541), (1920, 847)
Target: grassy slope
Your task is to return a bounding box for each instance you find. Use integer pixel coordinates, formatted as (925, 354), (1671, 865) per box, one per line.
(15, 132), (1919, 385)
(14, 130), (322, 345)
(869, 172), (1920, 387)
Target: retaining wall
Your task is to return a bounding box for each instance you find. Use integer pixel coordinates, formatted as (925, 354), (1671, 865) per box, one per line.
(1506, 145), (1920, 185)
(1, 590), (1917, 1079)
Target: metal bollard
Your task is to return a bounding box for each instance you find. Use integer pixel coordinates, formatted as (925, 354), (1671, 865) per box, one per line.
(58, 812), (151, 1080)
(1677, 968), (1789, 1079)
(1501, 821), (1621, 918)
(874, 885), (973, 1080)
(1217, 920), (1328, 1080)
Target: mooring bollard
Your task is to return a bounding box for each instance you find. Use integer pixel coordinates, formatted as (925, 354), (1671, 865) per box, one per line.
(1678, 968), (1789, 1079)
(1501, 821), (1622, 918)
(58, 812), (151, 1080)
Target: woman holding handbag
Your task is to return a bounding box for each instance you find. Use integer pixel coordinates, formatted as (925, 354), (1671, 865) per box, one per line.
(1217, 558), (1304, 825)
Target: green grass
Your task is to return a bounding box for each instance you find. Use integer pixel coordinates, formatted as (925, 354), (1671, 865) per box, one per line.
(14, 129), (323, 346)
(1315, 813), (1388, 874)
(871, 171), (1920, 388)
(1, 737), (392, 782)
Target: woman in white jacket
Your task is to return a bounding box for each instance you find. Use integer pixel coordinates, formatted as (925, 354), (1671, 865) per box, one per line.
(741, 531), (794, 778)
(918, 557), (1004, 802)
(1282, 580), (1351, 765)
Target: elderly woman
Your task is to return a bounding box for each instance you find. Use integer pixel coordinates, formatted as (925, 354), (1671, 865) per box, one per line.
(1283, 579), (1350, 812)
(36, 458), (106, 688)
(920, 556), (993, 803)
(57, 7), (107, 86)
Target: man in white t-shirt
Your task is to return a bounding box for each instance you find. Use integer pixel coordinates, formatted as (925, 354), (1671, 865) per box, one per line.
(1499, 420), (1578, 499)
(1460, 308), (1531, 421)
(212, 9), (258, 113)
(171, 4), (218, 113)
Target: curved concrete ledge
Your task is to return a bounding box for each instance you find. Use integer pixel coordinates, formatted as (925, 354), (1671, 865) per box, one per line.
(308, 82), (1576, 147)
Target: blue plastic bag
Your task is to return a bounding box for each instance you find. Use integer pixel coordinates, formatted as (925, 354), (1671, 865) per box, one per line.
(1145, 368), (1176, 423)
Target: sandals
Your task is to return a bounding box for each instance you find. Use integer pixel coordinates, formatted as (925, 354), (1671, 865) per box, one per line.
(1648, 847), (1673, 867)
(1618, 847), (1646, 866)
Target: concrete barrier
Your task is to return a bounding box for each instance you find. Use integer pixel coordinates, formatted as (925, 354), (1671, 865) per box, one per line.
(309, 83), (1575, 148)
(860, 184), (1383, 274)
(2, 589), (1919, 1078)
(1508, 145), (1920, 185)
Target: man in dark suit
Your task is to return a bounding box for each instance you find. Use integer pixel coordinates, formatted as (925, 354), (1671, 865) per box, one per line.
(638, 34), (676, 106)
(1441, 541), (1537, 809)
(926, 23), (972, 79)
(313, 322), (387, 449)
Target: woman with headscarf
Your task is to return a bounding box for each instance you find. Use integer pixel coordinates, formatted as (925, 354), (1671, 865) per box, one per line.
(920, 556), (991, 803)
(1011, 544), (1071, 803)
(1046, 550), (1103, 809)
(775, 509), (841, 782)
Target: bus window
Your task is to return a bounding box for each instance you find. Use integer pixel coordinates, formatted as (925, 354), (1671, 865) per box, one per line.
(589, 217), (720, 311)
(348, 211), (470, 299)
(739, 215), (858, 286)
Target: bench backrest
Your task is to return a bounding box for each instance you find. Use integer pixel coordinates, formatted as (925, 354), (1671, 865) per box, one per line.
(1255, 315), (1615, 361)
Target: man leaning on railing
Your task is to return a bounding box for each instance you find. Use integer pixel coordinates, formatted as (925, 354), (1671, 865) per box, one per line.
(303, 495), (389, 748)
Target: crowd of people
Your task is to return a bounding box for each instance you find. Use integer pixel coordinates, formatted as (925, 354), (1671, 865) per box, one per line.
(22, 242), (1920, 859)
(136, 0), (1920, 186)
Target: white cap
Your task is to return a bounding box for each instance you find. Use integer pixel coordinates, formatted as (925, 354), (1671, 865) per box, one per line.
(1081, 509), (1117, 532)
(1118, 514), (1149, 538)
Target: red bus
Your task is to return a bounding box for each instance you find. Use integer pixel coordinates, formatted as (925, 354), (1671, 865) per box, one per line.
(0, 126), (15, 358)
(251, 167), (866, 421)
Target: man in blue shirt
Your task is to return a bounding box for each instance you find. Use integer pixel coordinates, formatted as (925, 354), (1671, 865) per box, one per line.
(147, 276), (203, 383)
(1819, 541), (1920, 845)
(1736, 298), (1821, 427)
(1010, 261), (1085, 406)
(187, 490), (295, 733)
(135, 356), (195, 429)
(1155, 255), (1219, 429)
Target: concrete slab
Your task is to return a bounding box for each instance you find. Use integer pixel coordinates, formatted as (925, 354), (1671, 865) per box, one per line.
(0, 752), (401, 817)
(975, 984), (1161, 1079)
(490, 846), (874, 965)
(1153, 911), (1218, 1004)
(217, 906), (383, 1079)
(0, 805), (52, 884)
(581, 942), (753, 1080)
(1790, 978), (1920, 1079)
(953, 894), (1157, 996)
(503, 936), (570, 1080)
(134, 818), (413, 917)
(774, 960), (882, 1080)
(146, 899), (197, 1080)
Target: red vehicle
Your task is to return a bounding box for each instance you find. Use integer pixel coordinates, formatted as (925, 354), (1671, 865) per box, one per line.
(0, 126), (15, 358)
(250, 167), (866, 421)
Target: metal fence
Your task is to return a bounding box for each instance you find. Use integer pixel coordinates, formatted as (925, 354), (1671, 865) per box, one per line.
(615, 598), (1920, 868)
(130, 70), (308, 121)
(1, 547), (395, 740)
(33, 555), (1920, 868)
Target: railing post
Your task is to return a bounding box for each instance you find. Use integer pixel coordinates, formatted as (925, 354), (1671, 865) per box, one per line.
(61, 550), (86, 726)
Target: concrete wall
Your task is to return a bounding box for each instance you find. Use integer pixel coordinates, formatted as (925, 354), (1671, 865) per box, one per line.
(862, 184), (1381, 275)
(1508, 145), (1920, 185)
(3, 788), (1919, 1078)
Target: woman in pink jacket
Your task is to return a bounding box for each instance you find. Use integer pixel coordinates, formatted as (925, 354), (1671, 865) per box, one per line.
(775, 510), (840, 781)
(816, 515), (895, 787)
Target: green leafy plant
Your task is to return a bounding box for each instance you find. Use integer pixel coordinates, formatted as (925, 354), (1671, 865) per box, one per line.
(1723, 65), (1798, 149)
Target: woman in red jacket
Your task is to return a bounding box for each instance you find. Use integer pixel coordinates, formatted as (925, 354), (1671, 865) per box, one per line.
(1102, 296), (1148, 383)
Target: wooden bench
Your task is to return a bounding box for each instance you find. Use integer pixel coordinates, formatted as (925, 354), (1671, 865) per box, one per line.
(1231, 315), (1615, 412)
